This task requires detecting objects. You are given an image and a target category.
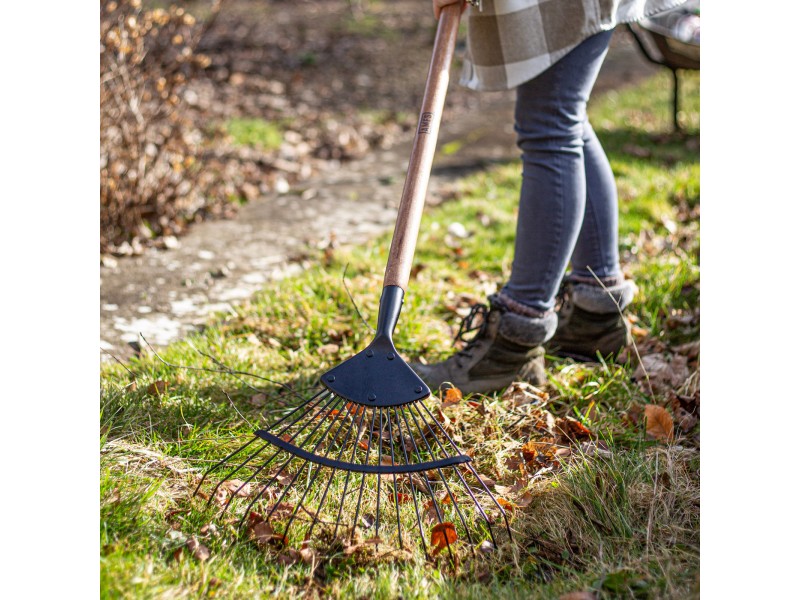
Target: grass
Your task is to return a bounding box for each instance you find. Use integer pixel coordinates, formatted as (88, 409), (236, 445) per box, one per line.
(224, 117), (288, 152)
(101, 71), (699, 599)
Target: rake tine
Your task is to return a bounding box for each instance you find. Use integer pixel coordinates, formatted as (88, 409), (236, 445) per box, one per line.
(386, 407), (404, 548)
(305, 403), (362, 544)
(281, 398), (355, 541)
(236, 396), (345, 527)
(220, 443), (283, 513)
(350, 406), (378, 542)
(258, 397), (349, 530)
(407, 403), (474, 546)
(375, 408), (384, 543)
(194, 436), (258, 497)
(213, 440), (271, 510)
(418, 402), (472, 458)
(464, 461), (513, 542)
(333, 406), (368, 541)
(451, 466), (500, 549)
(398, 406), (455, 562)
(393, 406), (429, 557)
(272, 388), (331, 434)
(215, 391), (336, 508)
(223, 394), (341, 514)
(416, 402), (509, 544)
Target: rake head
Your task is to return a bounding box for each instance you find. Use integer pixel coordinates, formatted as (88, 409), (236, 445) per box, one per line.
(195, 287), (513, 558)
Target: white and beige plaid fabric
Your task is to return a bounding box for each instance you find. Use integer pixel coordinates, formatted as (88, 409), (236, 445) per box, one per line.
(460, 0), (687, 90)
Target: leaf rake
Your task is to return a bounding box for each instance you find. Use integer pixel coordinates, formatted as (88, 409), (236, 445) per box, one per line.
(195, 5), (513, 559)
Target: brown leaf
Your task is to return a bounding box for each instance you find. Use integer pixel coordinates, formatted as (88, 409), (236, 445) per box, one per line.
(520, 441), (557, 464)
(555, 416), (593, 442)
(516, 491), (534, 508)
(222, 479), (251, 497)
(442, 386), (463, 408)
(494, 480), (525, 496)
(472, 471), (496, 488)
(430, 522), (458, 555)
(500, 381), (548, 407)
(467, 399), (487, 415)
(276, 548), (300, 566)
(252, 521), (275, 546)
(496, 497), (517, 514)
(634, 353), (690, 393)
(644, 404), (674, 442)
(299, 547), (317, 565)
(249, 393), (267, 407)
(269, 503), (295, 520)
(186, 537), (210, 561)
(422, 500), (439, 525)
(146, 380), (168, 396)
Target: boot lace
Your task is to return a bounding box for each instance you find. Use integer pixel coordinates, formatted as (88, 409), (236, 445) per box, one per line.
(452, 303), (490, 366)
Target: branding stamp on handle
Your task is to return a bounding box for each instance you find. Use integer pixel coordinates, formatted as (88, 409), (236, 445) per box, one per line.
(419, 112), (433, 134)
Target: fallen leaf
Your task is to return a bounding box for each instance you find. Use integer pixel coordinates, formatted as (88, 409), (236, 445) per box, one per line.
(422, 500), (439, 525)
(634, 353), (690, 393)
(317, 343), (339, 355)
(186, 537), (210, 561)
(442, 386), (463, 408)
(643, 404), (674, 442)
(299, 547), (317, 565)
(249, 393), (267, 407)
(496, 498), (516, 514)
(388, 490), (412, 504)
(147, 380), (168, 396)
(222, 479), (251, 497)
(276, 548), (300, 565)
(213, 487), (228, 506)
(361, 514), (376, 529)
(516, 491), (534, 508)
(430, 522), (457, 555)
(520, 441), (557, 463)
(501, 381), (548, 407)
(555, 416), (593, 442)
(252, 521), (275, 545)
(472, 472), (496, 488)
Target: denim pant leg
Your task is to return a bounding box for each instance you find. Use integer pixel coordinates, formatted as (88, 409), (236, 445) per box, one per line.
(570, 117), (622, 281)
(502, 30), (617, 313)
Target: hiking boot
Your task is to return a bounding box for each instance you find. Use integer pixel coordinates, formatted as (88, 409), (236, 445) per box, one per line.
(548, 277), (637, 361)
(411, 293), (557, 394)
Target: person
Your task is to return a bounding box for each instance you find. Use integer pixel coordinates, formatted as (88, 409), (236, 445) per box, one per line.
(413, 0), (686, 394)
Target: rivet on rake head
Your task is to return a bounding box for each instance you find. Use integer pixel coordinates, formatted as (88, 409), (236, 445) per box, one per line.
(387, 353), (395, 360)
(414, 386), (423, 393)
(327, 375), (336, 382)
(366, 349), (374, 357)
(368, 393), (377, 401)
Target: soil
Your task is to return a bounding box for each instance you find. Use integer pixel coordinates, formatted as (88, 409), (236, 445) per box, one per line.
(101, 0), (661, 361)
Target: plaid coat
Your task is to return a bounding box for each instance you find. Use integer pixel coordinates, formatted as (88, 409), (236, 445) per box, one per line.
(460, 0), (687, 90)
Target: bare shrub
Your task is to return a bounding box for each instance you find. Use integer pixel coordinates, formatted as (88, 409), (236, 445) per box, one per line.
(100, 0), (222, 254)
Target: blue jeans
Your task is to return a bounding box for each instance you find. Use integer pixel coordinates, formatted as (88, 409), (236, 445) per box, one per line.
(502, 30), (621, 313)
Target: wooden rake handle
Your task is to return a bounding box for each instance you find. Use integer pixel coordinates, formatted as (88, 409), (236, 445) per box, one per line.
(382, 4), (462, 290)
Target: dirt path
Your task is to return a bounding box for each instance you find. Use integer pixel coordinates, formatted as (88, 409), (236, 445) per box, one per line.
(100, 28), (659, 361)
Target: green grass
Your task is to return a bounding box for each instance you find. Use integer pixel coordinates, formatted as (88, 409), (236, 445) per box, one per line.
(101, 71), (699, 598)
(224, 117), (288, 151)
